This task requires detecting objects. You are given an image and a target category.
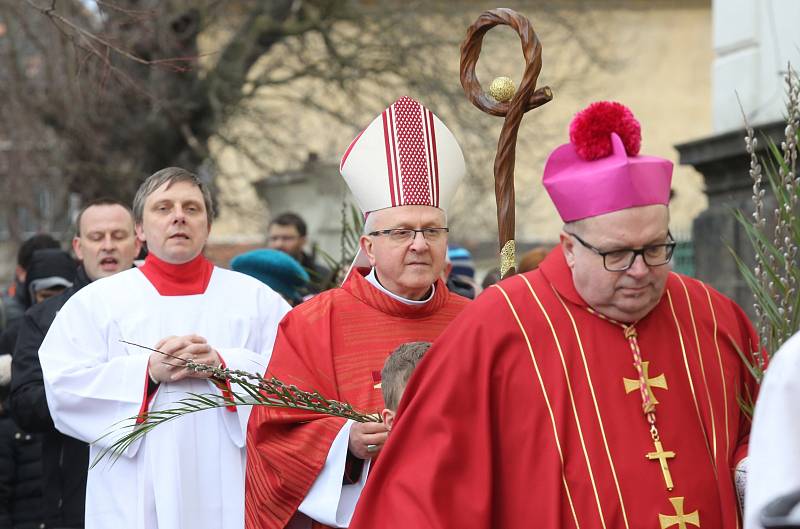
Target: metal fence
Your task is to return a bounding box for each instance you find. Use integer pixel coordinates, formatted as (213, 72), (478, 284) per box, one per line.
(672, 234), (694, 277)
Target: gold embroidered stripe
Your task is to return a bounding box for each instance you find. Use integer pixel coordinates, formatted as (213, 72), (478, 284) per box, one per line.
(494, 284), (581, 529)
(542, 280), (631, 529)
(675, 275), (719, 464)
(700, 282), (730, 465)
(666, 290), (717, 476)
(516, 281), (608, 529)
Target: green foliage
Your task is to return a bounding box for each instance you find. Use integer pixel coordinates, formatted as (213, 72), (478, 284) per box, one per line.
(731, 67), (800, 389)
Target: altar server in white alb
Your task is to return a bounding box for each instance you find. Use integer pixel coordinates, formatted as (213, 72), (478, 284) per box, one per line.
(745, 331), (800, 529)
(39, 167), (291, 529)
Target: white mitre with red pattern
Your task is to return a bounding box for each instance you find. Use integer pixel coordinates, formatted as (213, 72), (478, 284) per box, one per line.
(339, 96), (466, 214)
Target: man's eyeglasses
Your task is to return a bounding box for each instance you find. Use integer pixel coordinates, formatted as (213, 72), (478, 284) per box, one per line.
(566, 231), (676, 272)
(368, 227), (449, 244)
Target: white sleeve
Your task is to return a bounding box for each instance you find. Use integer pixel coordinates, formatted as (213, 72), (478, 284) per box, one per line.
(212, 346), (270, 448)
(40, 291), (150, 457)
(214, 289), (291, 447)
(744, 335), (800, 529)
(297, 420), (371, 527)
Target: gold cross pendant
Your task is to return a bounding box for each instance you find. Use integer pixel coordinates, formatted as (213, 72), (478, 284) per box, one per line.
(659, 497), (700, 528)
(623, 361), (668, 405)
(646, 439), (676, 490)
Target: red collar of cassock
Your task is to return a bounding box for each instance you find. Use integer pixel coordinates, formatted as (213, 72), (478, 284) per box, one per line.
(138, 252), (214, 296)
(344, 267), (452, 318)
(537, 247), (589, 308)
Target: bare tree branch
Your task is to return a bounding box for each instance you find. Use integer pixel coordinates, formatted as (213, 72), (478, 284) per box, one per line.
(0, 0), (623, 248)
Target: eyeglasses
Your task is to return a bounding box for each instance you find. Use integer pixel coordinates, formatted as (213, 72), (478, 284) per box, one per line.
(368, 227), (449, 244)
(566, 231), (676, 272)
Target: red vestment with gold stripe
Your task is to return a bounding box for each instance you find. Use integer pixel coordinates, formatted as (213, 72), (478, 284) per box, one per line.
(349, 248), (761, 529)
(245, 269), (469, 529)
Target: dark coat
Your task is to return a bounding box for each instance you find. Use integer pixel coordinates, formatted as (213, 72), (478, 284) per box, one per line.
(9, 266), (91, 529)
(0, 413), (43, 529)
(0, 290), (25, 339)
(0, 250), (77, 359)
(299, 251), (333, 294)
(0, 323), (20, 366)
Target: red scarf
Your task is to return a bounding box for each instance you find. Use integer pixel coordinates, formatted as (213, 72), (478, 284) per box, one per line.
(138, 253), (214, 296)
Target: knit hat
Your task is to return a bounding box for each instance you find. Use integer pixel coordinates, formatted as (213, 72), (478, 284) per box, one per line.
(447, 246), (475, 279)
(231, 249), (310, 303)
(25, 249), (76, 303)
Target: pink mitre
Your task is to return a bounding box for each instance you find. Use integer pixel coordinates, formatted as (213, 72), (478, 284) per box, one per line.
(542, 101), (673, 222)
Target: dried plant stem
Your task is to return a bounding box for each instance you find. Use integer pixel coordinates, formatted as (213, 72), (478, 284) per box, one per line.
(775, 68), (800, 343)
(745, 122), (769, 358)
(92, 350), (379, 467)
(733, 64), (800, 386)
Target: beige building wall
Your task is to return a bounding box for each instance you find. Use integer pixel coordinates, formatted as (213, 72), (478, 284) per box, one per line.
(209, 1), (712, 255)
(544, 0), (712, 240)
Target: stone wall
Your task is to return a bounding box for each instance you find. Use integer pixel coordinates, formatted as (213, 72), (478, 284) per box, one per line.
(677, 121), (784, 315)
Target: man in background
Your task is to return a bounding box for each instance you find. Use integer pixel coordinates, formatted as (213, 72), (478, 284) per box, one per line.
(9, 198), (141, 529)
(268, 212), (332, 294)
(444, 246), (477, 299)
(0, 247), (76, 529)
(0, 234), (60, 334)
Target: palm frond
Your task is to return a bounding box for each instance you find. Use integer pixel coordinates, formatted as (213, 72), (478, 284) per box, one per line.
(91, 354), (380, 468)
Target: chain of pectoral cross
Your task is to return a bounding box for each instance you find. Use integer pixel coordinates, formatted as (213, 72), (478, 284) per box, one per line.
(623, 323), (678, 492)
(588, 308), (701, 528)
(587, 308), (676, 489)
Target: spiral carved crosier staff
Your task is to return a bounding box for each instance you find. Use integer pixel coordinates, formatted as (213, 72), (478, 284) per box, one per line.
(460, 8), (552, 278)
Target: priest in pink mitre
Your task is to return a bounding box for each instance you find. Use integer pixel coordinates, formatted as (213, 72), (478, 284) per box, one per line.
(349, 101), (763, 529)
(39, 167), (291, 529)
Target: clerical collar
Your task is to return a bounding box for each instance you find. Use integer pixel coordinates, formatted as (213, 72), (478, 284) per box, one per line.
(365, 268), (434, 305)
(138, 252), (214, 296)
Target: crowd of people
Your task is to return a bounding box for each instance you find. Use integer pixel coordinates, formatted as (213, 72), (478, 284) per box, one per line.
(0, 97), (794, 529)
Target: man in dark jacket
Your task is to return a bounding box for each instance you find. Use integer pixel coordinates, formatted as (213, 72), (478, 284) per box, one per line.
(267, 212), (332, 295)
(0, 249), (77, 357)
(0, 247), (76, 529)
(9, 199), (140, 529)
(0, 234), (60, 335)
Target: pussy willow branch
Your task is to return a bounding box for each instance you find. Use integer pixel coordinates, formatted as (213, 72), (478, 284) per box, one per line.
(775, 67), (800, 340)
(92, 342), (380, 467)
(743, 118), (770, 355)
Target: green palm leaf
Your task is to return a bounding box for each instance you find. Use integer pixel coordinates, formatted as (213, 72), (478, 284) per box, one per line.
(91, 352), (380, 468)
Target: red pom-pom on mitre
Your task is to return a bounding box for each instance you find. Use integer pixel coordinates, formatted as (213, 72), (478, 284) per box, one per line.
(569, 101), (641, 161)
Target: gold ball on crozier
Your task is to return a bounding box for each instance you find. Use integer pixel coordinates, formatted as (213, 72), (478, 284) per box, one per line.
(489, 76), (516, 102)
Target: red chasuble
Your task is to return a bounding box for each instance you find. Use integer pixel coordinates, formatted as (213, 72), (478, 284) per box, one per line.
(349, 248), (761, 529)
(245, 268), (469, 529)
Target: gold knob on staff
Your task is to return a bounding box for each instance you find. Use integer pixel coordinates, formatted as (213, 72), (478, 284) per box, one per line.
(489, 76), (516, 102)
